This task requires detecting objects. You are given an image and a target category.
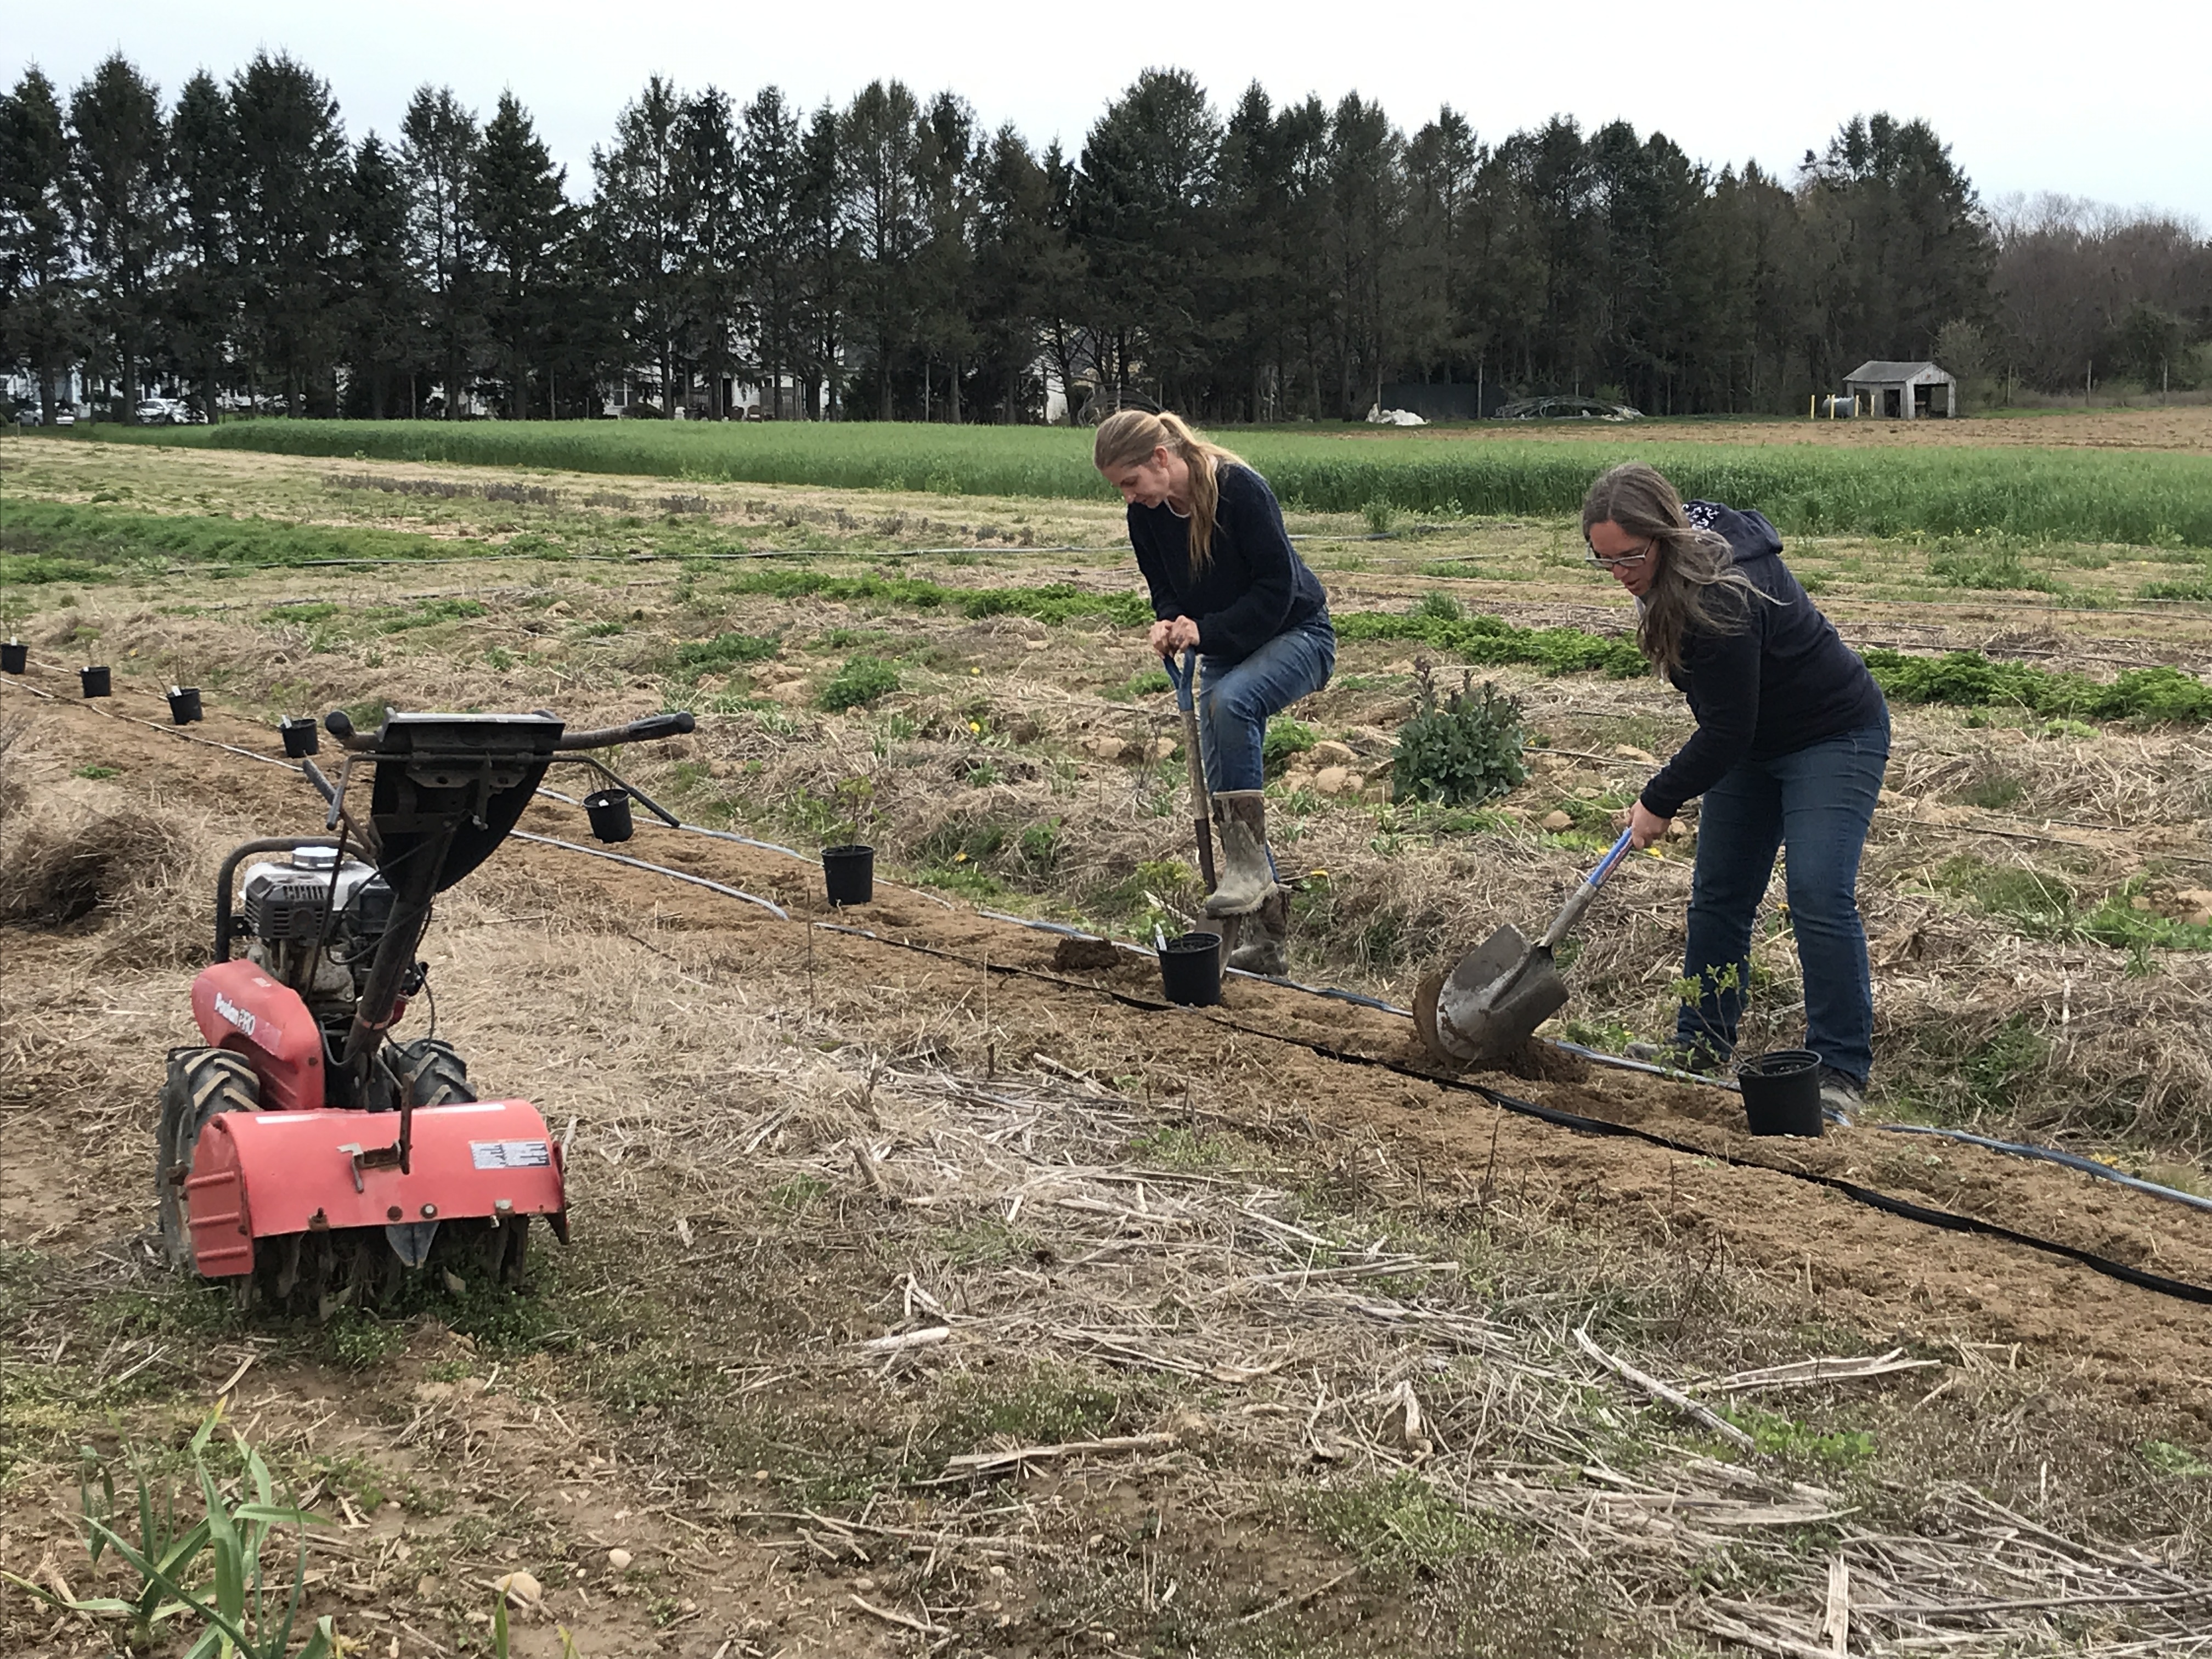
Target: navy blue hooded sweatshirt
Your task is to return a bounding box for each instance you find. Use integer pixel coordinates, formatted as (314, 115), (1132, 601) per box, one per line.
(1127, 463), (1330, 662)
(1639, 501), (1888, 820)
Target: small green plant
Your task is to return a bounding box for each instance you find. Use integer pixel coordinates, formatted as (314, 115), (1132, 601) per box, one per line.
(675, 630), (778, 672)
(1018, 819), (1062, 871)
(1305, 1474), (1496, 1579)
(2140, 1439), (2211, 1476)
(73, 764), (120, 780)
(1414, 590), (1463, 622)
(1717, 1404), (1878, 1468)
(1927, 541), (2065, 594)
(1262, 717), (1318, 775)
(1954, 767), (2027, 811)
(1361, 498), (1400, 533)
(2, 1402), (334, 1657)
(1961, 1014), (2051, 1111)
(817, 653), (901, 711)
(1390, 661), (1528, 808)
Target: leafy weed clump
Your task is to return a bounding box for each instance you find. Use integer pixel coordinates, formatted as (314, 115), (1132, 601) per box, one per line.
(674, 630), (780, 673)
(817, 654), (901, 711)
(1864, 649), (2212, 724)
(1337, 603), (1649, 678)
(1391, 663), (1529, 807)
(1262, 717), (1318, 775)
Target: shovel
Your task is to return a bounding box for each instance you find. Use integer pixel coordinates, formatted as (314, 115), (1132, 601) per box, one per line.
(1415, 826), (1637, 1064)
(1162, 647), (1218, 894)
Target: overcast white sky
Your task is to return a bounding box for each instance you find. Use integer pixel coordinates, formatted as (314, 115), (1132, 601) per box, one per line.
(12, 0), (2210, 226)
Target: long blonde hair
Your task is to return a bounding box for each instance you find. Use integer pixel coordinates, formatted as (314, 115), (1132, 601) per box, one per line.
(1581, 462), (1760, 678)
(1093, 409), (1246, 573)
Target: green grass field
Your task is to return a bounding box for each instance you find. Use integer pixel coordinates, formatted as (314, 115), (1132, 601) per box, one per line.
(60, 419), (2212, 546)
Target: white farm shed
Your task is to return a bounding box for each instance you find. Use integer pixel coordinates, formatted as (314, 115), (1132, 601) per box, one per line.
(1844, 360), (1957, 419)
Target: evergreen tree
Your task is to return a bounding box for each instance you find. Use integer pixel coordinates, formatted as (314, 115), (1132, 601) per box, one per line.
(341, 132), (416, 417)
(839, 79), (924, 420)
(69, 54), (170, 414)
(1399, 107), (1485, 388)
(913, 91), (978, 421)
(401, 86), (483, 416)
(473, 91), (569, 417)
(679, 86), (744, 417)
(794, 101), (848, 418)
(969, 125), (1070, 422)
(1326, 93), (1401, 417)
(1800, 114), (1994, 383)
(228, 52), (348, 414)
(738, 86), (806, 418)
(165, 69), (235, 420)
(1074, 70), (1221, 408)
(594, 76), (690, 415)
(0, 67), (81, 422)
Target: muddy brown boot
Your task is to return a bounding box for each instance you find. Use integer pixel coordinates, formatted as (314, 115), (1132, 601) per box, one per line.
(1227, 885), (1290, 977)
(1204, 791), (1273, 917)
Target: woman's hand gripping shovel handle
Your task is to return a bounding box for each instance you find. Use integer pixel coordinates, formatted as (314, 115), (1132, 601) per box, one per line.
(1162, 647), (1218, 894)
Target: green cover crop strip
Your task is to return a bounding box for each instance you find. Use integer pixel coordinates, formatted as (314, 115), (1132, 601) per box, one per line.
(60, 420), (2212, 547)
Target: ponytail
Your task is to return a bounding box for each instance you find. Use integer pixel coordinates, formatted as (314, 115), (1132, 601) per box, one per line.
(1093, 408), (1247, 574)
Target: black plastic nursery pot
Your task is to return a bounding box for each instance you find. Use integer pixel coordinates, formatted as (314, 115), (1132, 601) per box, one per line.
(1, 641), (24, 674)
(167, 686), (203, 725)
(1159, 931), (1223, 1007)
(822, 843), (874, 906)
(278, 716), (319, 758)
(79, 665), (111, 698)
(1740, 1048), (1824, 1137)
(584, 787), (635, 843)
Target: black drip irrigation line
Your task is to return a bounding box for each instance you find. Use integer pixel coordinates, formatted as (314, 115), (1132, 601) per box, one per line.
(536, 786), (819, 865)
(1462, 1082), (2212, 1307)
(1874, 1124), (2212, 1217)
(508, 831), (788, 918)
(809, 919), (2212, 1309)
(9, 675), (2210, 1228)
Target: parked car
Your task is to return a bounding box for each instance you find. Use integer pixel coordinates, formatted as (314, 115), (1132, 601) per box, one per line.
(136, 397), (190, 425)
(16, 407), (76, 426)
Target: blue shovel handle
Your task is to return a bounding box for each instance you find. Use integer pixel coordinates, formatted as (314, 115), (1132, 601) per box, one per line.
(1536, 825), (1637, 952)
(1585, 825), (1638, 889)
(1162, 646), (1200, 713)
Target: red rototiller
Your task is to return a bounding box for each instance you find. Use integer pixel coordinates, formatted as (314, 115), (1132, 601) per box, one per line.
(159, 706), (692, 1312)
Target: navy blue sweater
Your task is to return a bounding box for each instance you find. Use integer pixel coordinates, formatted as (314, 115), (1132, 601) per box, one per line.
(1127, 463), (1330, 662)
(1639, 502), (1888, 819)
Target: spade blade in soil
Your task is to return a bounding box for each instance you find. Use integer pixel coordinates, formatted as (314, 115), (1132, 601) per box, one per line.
(1418, 923), (1569, 1064)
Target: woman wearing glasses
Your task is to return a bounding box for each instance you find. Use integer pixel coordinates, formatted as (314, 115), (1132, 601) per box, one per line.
(1584, 462), (1889, 1115)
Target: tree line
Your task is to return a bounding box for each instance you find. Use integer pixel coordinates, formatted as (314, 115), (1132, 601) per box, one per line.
(4, 52), (2207, 425)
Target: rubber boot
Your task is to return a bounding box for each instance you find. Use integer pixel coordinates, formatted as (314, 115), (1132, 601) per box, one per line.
(1227, 884), (1290, 977)
(1205, 791), (1273, 917)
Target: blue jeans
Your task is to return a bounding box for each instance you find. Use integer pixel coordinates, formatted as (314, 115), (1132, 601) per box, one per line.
(1674, 718), (1890, 1084)
(1199, 618), (1336, 793)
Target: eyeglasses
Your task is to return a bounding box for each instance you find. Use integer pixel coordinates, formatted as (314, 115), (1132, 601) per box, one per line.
(1585, 538), (1654, 571)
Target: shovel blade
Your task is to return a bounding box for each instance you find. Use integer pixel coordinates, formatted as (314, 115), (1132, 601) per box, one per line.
(1418, 923), (1570, 1064)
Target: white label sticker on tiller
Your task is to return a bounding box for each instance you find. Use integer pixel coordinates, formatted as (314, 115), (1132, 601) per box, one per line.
(471, 1139), (551, 1170)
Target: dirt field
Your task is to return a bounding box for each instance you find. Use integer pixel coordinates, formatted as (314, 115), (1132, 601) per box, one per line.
(5, 437), (2212, 1657)
(1372, 404), (2212, 454)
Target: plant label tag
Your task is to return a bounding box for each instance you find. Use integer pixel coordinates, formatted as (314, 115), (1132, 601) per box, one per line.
(471, 1139), (551, 1170)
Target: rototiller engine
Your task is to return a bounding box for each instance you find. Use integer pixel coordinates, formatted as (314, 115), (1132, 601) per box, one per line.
(158, 706), (692, 1312)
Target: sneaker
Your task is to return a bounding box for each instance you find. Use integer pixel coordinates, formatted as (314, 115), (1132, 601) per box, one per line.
(1817, 1066), (1865, 1121)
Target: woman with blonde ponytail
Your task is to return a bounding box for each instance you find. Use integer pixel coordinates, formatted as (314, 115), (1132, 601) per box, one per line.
(1094, 409), (1335, 975)
(1583, 462), (1889, 1115)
